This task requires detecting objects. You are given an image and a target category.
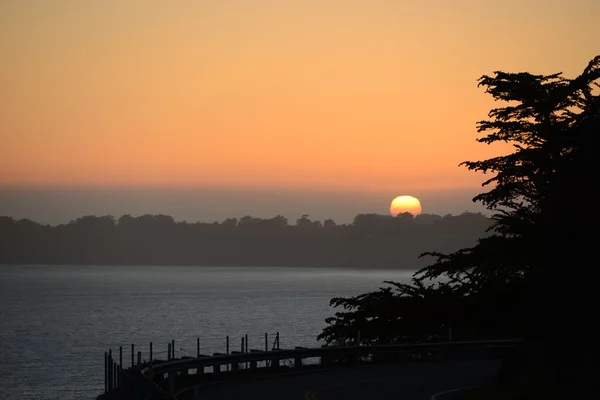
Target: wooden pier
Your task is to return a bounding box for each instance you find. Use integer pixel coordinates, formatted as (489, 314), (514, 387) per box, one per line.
(96, 335), (519, 400)
(99, 332), (282, 399)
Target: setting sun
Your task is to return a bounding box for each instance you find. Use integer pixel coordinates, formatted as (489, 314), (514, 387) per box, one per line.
(390, 195), (422, 216)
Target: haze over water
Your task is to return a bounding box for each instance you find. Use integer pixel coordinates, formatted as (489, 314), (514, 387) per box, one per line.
(0, 265), (414, 400)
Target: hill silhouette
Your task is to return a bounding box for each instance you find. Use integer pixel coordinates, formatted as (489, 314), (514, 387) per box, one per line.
(0, 212), (491, 268)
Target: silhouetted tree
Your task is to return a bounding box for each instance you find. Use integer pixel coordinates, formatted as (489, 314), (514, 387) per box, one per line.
(296, 214), (322, 230)
(414, 213), (442, 225)
(320, 56), (598, 392)
(268, 215), (289, 230)
(323, 218), (337, 229)
(418, 56), (598, 349)
(419, 56), (598, 289)
(221, 217), (238, 229)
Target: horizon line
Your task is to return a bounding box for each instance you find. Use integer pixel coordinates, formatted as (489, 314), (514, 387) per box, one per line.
(1, 210), (491, 227)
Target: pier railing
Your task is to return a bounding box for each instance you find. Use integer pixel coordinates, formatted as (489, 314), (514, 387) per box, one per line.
(99, 337), (520, 400)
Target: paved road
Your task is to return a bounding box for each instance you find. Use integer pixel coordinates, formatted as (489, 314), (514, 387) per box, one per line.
(195, 359), (503, 400)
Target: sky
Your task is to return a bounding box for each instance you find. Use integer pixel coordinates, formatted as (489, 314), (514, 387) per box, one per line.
(1, 0), (598, 225)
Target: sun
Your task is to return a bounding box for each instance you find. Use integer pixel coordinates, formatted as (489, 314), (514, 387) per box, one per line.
(390, 195), (422, 216)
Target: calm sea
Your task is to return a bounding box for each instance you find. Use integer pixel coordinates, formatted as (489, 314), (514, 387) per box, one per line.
(0, 265), (414, 400)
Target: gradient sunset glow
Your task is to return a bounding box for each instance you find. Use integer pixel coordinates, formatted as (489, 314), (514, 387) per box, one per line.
(1, 0), (598, 223)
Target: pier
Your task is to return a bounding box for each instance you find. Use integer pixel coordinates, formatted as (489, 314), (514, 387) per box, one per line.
(97, 334), (519, 399)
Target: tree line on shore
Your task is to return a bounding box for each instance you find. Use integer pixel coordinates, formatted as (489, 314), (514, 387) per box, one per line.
(0, 211), (490, 267)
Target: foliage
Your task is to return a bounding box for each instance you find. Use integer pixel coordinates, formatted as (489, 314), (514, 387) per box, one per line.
(0, 212), (491, 268)
(319, 55), (599, 346)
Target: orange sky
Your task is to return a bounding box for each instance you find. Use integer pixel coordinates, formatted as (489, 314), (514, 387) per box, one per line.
(1, 0), (599, 196)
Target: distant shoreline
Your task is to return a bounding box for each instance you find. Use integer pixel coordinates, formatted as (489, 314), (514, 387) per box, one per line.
(0, 212), (491, 268)
(0, 263), (421, 271)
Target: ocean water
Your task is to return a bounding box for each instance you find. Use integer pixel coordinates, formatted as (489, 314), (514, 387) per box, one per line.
(0, 265), (414, 399)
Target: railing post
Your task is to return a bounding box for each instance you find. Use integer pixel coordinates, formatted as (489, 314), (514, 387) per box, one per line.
(121, 365), (125, 391)
(356, 330), (361, 346)
(265, 332), (268, 352)
(114, 361), (119, 389)
(276, 332), (280, 350)
(108, 351), (113, 393)
(119, 346), (123, 370)
(149, 342), (153, 361)
(197, 337), (200, 358)
(131, 344), (134, 367)
(226, 335), (230, 372)
(168, 343), (171, 361)
(172, 339), (175, 359)
(245, 334), (248, 369)
(104, 352), (108, 394)
(113, 361), (117, 392)
(110, 350), (114, 392)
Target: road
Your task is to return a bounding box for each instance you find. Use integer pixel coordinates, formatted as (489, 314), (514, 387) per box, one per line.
(195, 359), (503, 400)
